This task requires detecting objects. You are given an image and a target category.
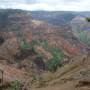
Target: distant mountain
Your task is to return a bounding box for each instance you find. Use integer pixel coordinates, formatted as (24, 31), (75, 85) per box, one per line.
(0, 9), (32, 42)
(31, 11), (76, 26)
(75, 12), (90, 17)
(31, 11), (90, 26)
(71, 16), (90, 46)
(0, 9), (28, 30)
(0, 9), (90, 27)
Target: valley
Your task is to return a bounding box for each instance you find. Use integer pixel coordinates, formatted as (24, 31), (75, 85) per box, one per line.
(0, 9), (90, 90)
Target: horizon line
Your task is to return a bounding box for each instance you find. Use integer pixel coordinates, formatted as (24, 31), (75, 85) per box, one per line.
(0, 8), (90, 12)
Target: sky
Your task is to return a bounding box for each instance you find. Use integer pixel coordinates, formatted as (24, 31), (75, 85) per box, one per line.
(0, 0), (90, 11)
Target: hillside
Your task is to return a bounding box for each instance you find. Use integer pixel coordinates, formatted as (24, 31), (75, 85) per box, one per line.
(31, 11), (90, 26)
(0, 9), (90, 90)
(71, 16), (90, 46)
(31, 11), (76, 26)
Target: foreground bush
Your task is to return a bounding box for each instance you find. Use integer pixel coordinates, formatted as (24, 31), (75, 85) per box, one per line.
(86, 17), (90, 22)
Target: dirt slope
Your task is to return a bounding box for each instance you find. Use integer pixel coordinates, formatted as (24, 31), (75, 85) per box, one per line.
(30, 54), (90, 90)
(0, 63), (29, 82)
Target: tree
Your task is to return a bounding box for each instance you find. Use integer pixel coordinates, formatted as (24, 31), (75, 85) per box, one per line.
(86, 17), (90, 22)
(0, 36), (4, 45)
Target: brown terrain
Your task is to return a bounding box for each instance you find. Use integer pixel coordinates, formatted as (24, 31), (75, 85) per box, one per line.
(0, 10), (90, 90)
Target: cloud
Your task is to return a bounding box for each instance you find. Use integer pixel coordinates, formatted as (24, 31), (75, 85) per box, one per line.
(0, 0), (90, 11)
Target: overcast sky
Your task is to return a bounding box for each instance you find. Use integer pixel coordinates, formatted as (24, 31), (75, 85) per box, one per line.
(0, 0), (90, 11)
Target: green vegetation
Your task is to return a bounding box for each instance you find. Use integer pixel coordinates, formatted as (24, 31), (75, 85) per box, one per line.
(46, 47), (64, 72)
(74, 17), (90, 46)
(20, 39), (32, 50)
(79, 30), (90, 46)
(9, 80), (21, 89)
(86, 17), (90, 22)
(32, 40), (64, 72)
(1, 80), (21, 89)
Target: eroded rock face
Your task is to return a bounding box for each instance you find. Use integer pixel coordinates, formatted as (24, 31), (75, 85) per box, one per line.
(0, 10), (32, 42)
(0, 10), (90, 90)
(0, 38), (19, 60)
(31, 20), (87, 57)
(0, 10), (87, 60)
(0, 63), (29, 82)
(0, 11), (32, 61)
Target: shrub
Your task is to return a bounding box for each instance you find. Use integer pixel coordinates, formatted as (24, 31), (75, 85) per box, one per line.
(46, 56), (63, 72)
(20, 40), (31, 50)
(79, 30), (90, 46)
(46, 48), (64, 72)
(86, 17), (90, 22)
(9, 80), (21, 89)
(31, 40), (65, 72)
(1, 82), (11, 89)
(0, 36), (5, 45)
(1, 80), (21, 89)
